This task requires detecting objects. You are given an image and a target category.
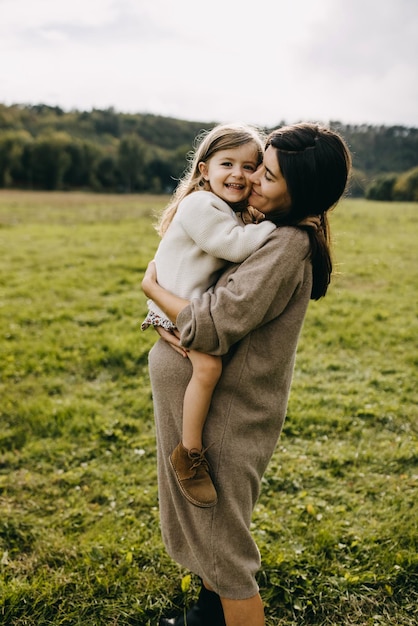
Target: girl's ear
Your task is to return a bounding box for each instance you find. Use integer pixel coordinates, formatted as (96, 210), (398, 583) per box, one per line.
(198, 161), (209, 180)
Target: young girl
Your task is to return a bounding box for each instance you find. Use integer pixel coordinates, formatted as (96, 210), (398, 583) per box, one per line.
(141, 123), (276, 508)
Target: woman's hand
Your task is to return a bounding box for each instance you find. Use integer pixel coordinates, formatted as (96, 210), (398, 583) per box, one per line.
(141, 260), (157, 297)
(155, 326), (189, 358)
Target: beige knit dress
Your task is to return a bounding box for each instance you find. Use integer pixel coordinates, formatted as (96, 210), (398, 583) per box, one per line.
(148, 226), (313, 600)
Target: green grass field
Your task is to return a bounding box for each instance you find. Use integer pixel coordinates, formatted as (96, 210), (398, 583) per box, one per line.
(0, 191), (417, 625)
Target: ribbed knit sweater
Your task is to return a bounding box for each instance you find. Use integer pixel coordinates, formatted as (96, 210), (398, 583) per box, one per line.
(146, 190), (275, 323)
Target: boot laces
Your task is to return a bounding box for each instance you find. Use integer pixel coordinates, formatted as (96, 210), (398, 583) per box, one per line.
(188, 447), (211, 472)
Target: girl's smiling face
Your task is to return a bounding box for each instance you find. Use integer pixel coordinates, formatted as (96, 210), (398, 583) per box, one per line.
(248, 146), (292, 218)
(198, 143), (259, 205)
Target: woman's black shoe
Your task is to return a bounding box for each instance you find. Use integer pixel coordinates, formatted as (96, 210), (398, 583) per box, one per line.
(159, 584), (226, 626)
(159, 603), (203, 625)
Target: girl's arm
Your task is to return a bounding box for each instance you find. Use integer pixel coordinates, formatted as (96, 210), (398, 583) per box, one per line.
(179, 191), (276, 262)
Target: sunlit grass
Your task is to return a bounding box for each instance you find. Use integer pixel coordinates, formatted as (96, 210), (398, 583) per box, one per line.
(0, 192), (417, 625)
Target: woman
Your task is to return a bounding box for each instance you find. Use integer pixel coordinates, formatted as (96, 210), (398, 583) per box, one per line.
(141, 123), (352, 626)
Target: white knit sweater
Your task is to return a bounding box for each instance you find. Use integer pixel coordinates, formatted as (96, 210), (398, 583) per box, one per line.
(146, 190), (276, 324)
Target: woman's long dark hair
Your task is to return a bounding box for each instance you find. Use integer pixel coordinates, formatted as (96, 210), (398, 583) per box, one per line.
(266, 123), (352, 300)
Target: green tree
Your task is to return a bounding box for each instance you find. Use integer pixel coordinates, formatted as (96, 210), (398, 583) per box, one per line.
(1, 104), (418, 195)
(94, 152), (121, 190)
(118, 134), (148, 192)
(63, 139), (102, 189)
(29, 132), (72, 190)
(91, 107), (121, 137)
(365, 174), (398, 201)
(0, 130), (32, 187)
(393, 166), (418, 201)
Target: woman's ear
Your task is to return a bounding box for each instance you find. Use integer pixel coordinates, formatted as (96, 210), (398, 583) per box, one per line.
(198, 161), (209, 180)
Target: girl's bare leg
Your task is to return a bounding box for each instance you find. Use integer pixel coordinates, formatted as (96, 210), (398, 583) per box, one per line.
(169, 351), (221, 507)
(182, 350), (222, 450)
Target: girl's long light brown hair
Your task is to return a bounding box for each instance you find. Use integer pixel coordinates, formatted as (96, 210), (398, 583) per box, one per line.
(157, 123), (264, 236)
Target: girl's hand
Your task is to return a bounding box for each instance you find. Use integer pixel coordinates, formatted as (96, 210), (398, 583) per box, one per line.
(241, 205), (266, 224)
(155, 326), (189, 358)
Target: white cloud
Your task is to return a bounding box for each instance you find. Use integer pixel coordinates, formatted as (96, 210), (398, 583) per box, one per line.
(0, 0), (117, 29)
(1, 0), (417, 126)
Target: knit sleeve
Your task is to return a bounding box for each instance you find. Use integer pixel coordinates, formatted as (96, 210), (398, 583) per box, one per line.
(176, 227), (312, 355)
(177, 191), (276, 263)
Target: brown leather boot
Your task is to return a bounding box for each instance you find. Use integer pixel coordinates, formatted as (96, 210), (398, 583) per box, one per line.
(169, 443), (218, 508)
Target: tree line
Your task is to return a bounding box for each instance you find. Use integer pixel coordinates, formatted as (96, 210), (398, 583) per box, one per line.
(0, 104), (417, 200)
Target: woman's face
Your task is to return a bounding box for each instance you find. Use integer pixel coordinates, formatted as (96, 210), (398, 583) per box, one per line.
(248, 146), (292, 218)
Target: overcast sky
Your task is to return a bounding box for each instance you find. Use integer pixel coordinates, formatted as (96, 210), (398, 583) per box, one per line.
(1, 0), (417, 128)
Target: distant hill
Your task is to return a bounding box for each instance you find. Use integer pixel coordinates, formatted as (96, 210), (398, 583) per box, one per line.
(1, 103), (417, 195)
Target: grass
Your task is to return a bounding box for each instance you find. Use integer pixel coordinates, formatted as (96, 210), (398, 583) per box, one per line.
(0, 190), (417, 625)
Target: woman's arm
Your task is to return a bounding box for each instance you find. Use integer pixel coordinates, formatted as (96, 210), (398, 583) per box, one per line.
(141, 261), (189, 324)
(142, 228), (311, 356)
(177, 227), (312, 355)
